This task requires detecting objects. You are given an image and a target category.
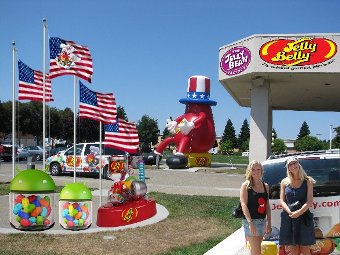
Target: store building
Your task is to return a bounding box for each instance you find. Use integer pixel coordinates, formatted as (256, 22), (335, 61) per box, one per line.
(219, 34), (340, 162)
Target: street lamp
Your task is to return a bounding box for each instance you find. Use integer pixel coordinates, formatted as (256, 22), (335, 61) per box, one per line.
(316, 133), (322, 140)
(329, 125), (333, 149)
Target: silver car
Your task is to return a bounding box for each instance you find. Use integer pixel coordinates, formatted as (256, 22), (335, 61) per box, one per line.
(23, 145), (44, 161)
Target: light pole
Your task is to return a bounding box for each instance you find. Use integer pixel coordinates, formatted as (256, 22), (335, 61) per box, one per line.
(316, 133), (322, 140)
(329, 125), (333, 149)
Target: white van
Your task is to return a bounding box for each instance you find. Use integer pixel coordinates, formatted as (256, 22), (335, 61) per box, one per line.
(45, 142), (128, 179)
(262, 150), (340, 254)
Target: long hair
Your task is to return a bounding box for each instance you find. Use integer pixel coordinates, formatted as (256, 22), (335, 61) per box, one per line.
(245, 160), (263, 189)
(286, 160), (316, 184)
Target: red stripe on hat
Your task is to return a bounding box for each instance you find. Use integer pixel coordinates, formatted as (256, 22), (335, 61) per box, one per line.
(189, 77), (197, 92)
(205, 78), (210, 93)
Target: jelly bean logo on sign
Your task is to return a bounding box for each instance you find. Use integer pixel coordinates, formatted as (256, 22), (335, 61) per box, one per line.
(220, 46), (251, 76)
(109, 160), (125, 173)
(66, 156), (82, 167)
(260, 37), (337, 66)
(195, 157), (209, 167)
(121, 208), (138, 223)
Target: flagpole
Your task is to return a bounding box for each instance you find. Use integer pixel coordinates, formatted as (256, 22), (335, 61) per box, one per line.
(42, 18), (47, 170)
(12, 41), (16, 178)
(99, 121), (103, 206)
(73, 76), (77, 183)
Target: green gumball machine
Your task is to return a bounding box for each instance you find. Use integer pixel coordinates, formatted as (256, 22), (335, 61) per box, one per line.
(9, 170), (56, 231)
(59, 183), (92, 230)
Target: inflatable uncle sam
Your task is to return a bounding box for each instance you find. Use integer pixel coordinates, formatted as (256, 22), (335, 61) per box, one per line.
(154, 75), (217, 169)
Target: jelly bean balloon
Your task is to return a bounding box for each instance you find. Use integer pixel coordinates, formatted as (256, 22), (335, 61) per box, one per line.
(16, 215), (21, 223)
(68, 204), (74, 213)
(73, 203), (79, 209)
(73, 219), (79, 226)
(75, 212), (82, 220)
(63, 202), (70, 209)
(46, 206), (52, 217)
(71, 209), (78, 217)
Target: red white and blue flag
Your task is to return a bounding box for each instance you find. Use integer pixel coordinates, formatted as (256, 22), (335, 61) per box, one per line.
(18, 60), (54, 102)
(49, 37), (93, 83)
(104, 118), (140, 154)
(79, 81), (117, 123)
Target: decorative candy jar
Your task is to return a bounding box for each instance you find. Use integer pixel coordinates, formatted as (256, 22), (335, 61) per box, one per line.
(59, 183), (92, 230)
(9, 170), (56, 231)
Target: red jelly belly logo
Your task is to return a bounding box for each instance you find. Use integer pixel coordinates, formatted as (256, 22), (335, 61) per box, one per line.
(260, 38), (337, 66)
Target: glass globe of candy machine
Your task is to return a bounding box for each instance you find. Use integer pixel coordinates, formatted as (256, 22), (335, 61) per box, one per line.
(9, 169), (56, 231)
(59, 182), (92, 230)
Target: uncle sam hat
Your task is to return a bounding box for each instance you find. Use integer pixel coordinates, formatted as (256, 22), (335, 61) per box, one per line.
(179, 75), (217, 106)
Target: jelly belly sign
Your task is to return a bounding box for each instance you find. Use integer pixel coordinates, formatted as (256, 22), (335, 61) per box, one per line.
(219, 35), (339, 77)
(268, 196), (340, 255)
(260, 38), (337, 67)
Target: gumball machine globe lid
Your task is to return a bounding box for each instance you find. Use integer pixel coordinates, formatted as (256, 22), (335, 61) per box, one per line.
(10, 169), (56, 192)
(59, 183), (92, 200)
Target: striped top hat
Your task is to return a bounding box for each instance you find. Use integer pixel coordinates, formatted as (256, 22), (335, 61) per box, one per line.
(179, 75), (217, 106)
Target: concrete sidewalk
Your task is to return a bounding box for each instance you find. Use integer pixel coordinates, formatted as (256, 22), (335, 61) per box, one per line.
(0, 193), (169, 234)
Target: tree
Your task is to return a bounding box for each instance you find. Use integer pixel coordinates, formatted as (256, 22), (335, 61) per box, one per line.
(297, 121), (310, 140)
(137, 115), (159, 153)
(220, 140), (233, 154)
(294, 136), (323, 151)
(117, 105), (128, 121)
(272, 139), (287, 154)
(333, 126), (340, 148)
(60, 107), (74, 144)
(238, 119), (250, 149)
(221, 119), (237, 148)
(0, 101), (14, 141)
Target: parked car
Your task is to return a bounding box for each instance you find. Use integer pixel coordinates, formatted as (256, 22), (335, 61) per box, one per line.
(262, 150), (340, 254)
(16, 148), (29, 161)
(46, 147), (67, 158)
(45, 142), (128, 179)
(0, 144), (29, 161)
(241, 151), (249, 157)
(23, 145), (44, 161)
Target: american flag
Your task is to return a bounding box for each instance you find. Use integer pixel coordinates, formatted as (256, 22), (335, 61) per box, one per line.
(18, 60), (54, 102)
(79, 81), (117, 123)
(49, 37), (93, 83)
(104, 118), (140, 154)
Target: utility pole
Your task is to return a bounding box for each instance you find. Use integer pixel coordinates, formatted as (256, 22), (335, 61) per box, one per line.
(329, 125), (333, 149)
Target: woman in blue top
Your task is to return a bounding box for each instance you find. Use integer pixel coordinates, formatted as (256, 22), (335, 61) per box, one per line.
(240, 160), (271, 255)
(279, 157), (315, 255)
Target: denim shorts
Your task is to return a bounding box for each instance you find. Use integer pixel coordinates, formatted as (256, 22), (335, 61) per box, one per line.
(242, 218), (266, 237)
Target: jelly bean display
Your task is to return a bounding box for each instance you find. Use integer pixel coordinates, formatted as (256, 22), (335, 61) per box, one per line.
(60, 201), (90, 228)
(12, 194), (52, 228)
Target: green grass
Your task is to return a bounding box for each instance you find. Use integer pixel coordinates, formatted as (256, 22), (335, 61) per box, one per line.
(0, 183), (242, 255)
(212, 154), (249, 164)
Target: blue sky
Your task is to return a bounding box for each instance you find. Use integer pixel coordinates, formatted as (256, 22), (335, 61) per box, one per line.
(1, 0), (339, 141)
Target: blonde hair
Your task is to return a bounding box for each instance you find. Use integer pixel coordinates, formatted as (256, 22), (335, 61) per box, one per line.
(286, 160), (316, 184)
(245, 160), (263, 188)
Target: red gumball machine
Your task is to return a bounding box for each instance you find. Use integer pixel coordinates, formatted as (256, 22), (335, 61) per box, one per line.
(96, 155), (157, 227)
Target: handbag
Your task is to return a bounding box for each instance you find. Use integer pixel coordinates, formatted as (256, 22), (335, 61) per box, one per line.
(232, 202), (244, 218)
